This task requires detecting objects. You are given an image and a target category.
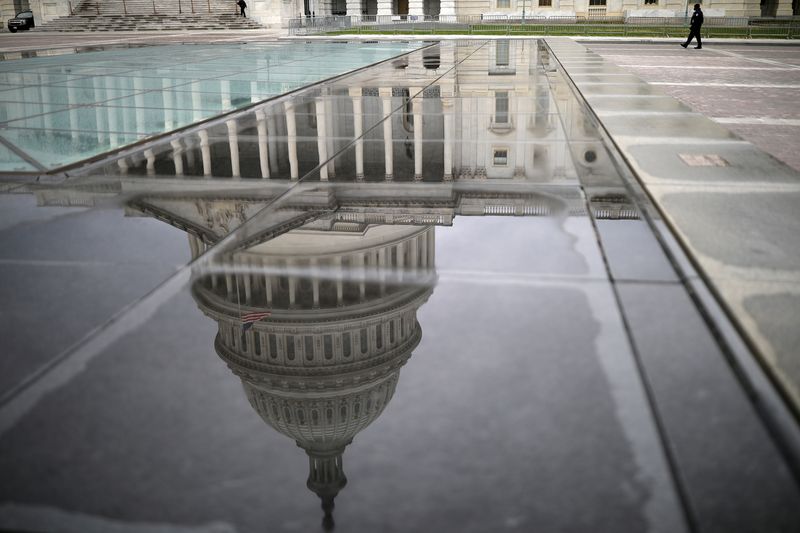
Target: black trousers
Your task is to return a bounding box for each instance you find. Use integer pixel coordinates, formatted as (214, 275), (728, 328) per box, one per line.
(685, 27), (702, 47)
(240, 6), (246, 16)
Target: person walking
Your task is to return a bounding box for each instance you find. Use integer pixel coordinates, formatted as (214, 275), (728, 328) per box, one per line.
(681, 4), (703, 49)
(237, 0), (247, 17)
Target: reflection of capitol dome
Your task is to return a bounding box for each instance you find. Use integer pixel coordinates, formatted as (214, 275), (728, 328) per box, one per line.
(191, 223), (435, 529)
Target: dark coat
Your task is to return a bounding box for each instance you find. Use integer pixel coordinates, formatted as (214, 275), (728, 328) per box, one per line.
(690, 9), (704, 28)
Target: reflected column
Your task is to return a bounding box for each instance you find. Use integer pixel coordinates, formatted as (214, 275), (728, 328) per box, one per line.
(133, 77), (146, 135)
(256, 110), (271, 179)
(380, 87), (393, 181)
(93, 77), (107, 146)
(199, 129), (212, 177)
(171, 139), (184, 175)
(67, 84), (78, 140)
(227, 119), (241, 178)
(315, 97), (329, 181)
(442, 95), (454, 181)
(412, 87), (423, 181)
(162, 78), (175, 131)
(349, 87), (364, 181)
(285, 101), (300, 180)
(266, 111), (279, 173)
(515, 92), (527, 178)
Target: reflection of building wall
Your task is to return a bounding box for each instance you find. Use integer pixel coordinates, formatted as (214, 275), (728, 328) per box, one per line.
(96, 41), (583, 183)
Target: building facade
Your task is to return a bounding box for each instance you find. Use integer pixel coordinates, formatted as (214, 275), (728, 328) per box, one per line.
(2, 0), (796, 29)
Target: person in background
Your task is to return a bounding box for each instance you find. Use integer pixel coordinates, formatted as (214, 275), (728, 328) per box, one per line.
(237, 0), (247, 17)
(681, 4), (704, 49)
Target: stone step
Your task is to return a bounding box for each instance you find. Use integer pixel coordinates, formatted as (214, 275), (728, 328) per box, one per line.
(35, 12), (264, 32)
(71, 0), (241, 16)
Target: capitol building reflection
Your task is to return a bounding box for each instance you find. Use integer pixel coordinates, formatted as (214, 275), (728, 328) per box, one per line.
(191, 222), (435, 529)
(17, 38), (642, 528)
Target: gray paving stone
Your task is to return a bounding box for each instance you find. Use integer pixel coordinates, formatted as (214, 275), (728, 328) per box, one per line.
(584, 95), (693, 113)
(626, 142), (800, 184)
(658, 190), (800, 271)
(599, 113), (738, 140)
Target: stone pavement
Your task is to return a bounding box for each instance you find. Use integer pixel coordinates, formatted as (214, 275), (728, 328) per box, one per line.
(583, 42), (800, 172)
(547, 38), (800, 453)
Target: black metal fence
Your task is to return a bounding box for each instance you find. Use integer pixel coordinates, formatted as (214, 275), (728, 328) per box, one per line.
(287, 14), (800, 39)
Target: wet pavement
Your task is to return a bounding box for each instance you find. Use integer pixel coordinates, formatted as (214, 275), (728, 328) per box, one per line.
(1, 38), (800, 533)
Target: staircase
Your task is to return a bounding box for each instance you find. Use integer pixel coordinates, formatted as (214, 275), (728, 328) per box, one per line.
(35, 0), (265, 31)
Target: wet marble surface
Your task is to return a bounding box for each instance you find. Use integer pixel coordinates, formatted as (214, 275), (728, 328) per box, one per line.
(0, 39), (799, 533)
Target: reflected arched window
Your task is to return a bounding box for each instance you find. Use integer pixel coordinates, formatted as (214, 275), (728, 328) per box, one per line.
(343, 333), (352, 357)
(304, 336), (315, 361)
(269, 334), (278, 358)
(376, 324), (383, 349)
(254, 333), (261, 356)
(360, 328), (368, 353)
(286, 336), (295, 360)
(324, 335), (333, 360)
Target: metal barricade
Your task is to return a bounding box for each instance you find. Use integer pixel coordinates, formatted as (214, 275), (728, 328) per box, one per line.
(285, 14), (799, 39)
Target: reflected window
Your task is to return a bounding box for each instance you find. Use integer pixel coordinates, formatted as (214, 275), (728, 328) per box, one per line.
(495, 92), (509, 124)
(589, 0), (607, 4)
(286, 336), (295, 360)
(376, 324), (383, 349)
(343, 333), (352, 357)
(324, 335), (333, 360)
(269, 334), (278, 358)
(539, 0), (552, 5)
(401, 88), (414, 133)
(304, 336), (315, 361)
(497, 0), (510, 7)
(494, 148), (509, 166)
(254, 333), (261, 356)
(360, 328), (368, 353)
(390, 321), (396, 344)
(497, 41), (510, 67)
